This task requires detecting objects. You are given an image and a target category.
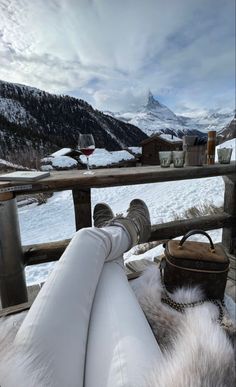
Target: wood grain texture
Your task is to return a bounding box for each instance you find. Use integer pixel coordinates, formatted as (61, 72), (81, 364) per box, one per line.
(72, 188), (91, 230)
(24, 239), (70, 265)
(0, 197), (28, 308)
(222, 175), (236, 255)
(0, 192), (14, 201)
(0, 164), (235, 195)
(150, 212), (234, 241)
(0, 284), (42, 316)
(23, 213), (234, 266)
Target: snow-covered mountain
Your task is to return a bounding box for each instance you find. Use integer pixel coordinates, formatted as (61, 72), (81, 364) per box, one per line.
(0, 80), (147, 164)
(106, 91), (185, 137)
(180, 110), (236, 134)
(218, 116), (236, 142)
(107, 92), (234, 138)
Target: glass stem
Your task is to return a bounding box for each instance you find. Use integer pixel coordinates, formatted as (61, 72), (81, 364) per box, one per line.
(87, 156), (90, 171)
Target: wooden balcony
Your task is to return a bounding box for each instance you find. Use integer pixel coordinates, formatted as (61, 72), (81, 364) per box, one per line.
(0, 163), (235, 308)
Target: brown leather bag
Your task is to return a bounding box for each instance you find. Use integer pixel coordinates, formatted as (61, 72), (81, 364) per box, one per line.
(162, 230), (230, 300)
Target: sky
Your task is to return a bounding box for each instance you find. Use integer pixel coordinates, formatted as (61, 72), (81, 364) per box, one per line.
(0, 0), (235, 114)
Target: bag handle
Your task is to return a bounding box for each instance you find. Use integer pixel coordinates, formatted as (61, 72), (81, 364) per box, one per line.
(179, 229), (215, 252)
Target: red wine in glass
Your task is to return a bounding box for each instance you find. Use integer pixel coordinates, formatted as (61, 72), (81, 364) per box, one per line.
(80, 147), (95, 157)
(78, 134), (95, 174)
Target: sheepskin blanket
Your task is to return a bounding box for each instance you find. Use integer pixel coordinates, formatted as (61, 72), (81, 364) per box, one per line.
(0, 266), (235, 387)
(131, 265), (236, 387)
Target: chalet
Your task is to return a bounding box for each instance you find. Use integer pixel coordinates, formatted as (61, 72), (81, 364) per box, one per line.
(141, 134), (183, 165)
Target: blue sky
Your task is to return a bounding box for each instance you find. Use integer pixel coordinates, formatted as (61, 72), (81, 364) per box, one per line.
(0, 0), (235, 114)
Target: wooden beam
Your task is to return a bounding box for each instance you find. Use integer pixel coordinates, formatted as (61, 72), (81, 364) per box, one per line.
(149, 212), (234, 241)
(0, 284), (42, 316)
(0, 192), (14, 201)
(222, 175), (236, 255)
(0, 198), (28, 308)
(0, 164), (235, 195)
(72, 188), (92, 230)
(23, 213), (234, 266)
(24, 239), (70, 265)
(0, 300), (31, 317)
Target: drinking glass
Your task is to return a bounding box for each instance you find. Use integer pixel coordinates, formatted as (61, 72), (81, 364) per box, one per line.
(159, 151), (172, 167)
(217, 148), (233, 164)
(173, 151), (185, 168)
(78, 134), (95, 174)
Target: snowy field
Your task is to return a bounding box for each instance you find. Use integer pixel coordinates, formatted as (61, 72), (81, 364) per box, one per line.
(22, 176), (225, 285)
(22, 138), (235, 285)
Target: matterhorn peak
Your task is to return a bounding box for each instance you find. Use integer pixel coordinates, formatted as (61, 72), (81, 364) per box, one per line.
(146, 90), (162, 110)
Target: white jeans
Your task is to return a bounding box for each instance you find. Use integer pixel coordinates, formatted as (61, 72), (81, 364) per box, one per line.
(11, 226), (161, 387)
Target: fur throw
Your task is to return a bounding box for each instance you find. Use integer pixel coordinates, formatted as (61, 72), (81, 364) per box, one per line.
(131, 265), (236, 387)
(1, 266), (235, 387)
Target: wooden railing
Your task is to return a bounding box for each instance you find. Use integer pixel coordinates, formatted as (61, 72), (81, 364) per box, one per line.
(0, 163), (235, 307)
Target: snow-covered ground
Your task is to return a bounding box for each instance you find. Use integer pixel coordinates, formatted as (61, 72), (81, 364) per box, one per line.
(22, 138), (235, 285)
(23, 176), (225, 285)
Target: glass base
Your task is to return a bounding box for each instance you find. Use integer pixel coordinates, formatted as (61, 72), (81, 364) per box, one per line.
(83, 170), (94, 175)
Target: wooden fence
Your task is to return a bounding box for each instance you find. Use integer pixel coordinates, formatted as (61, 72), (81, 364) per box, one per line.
(0, 164), (235, 308)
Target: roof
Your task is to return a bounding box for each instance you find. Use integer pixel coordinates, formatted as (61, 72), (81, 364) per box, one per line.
(141, 134), (182, 146)
(0, 158), (30, 171)
(79, 148), (135, 167)
(127, 147), (142, 155)
(50, 148), (73, 157)
(159, 133), (182, 143)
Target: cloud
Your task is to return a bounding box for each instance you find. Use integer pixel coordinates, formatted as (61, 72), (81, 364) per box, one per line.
(0, 0), (235, 112)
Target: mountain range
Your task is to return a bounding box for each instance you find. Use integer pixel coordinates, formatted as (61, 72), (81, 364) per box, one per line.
(218, 115), (236, 142)
(0, 81), (234, 167)
(106, 91), (235, 138)
(0, 80), (147, 165)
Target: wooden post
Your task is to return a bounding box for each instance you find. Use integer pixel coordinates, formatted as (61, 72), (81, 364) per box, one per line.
(72, 188), (92, 230)
(0, 195), (28, 308)
(207, 130), (216, 165)
(222, 175), (236, 255)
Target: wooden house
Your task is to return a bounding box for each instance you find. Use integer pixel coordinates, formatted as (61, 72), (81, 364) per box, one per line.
(141, 134), (183, 165)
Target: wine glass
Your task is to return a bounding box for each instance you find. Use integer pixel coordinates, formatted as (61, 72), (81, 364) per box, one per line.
(78, 134), (95, 174)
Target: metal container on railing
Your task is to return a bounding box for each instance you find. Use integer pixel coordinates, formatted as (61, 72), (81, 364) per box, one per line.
(207, 130), (216, 165)
(183, 136), (207, 166)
